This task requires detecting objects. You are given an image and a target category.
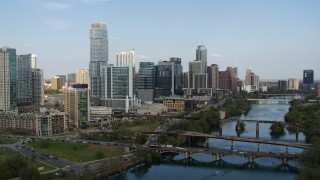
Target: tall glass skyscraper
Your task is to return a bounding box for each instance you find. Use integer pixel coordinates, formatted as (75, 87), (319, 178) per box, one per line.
(303, 69), (314, 90)
(89, 22), (108, 98)
(0, 47), (17, 111)
(196, 45), (207, 73)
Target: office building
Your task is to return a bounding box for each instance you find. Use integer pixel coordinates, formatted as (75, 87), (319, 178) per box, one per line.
(303, 69), (314, 90)
(89, 22), (108, 98)
(0, 47), (17, 111)
(76, 69), (90, 85)
(63, 84), (90, 128)
(67, 73), (76, 86)
(278, 80), (288, 90)
(154, 58), (183, 98)
(207, 64), (219, 90)
(116, 50), (135, 67)
(288, 77), (299, 90)
(138, 62), (157, 103)
(219, 67), (238, 93)
(196, 45), (207, 73)
(103, 66), (139, 112)
(244, 68), (259, 92)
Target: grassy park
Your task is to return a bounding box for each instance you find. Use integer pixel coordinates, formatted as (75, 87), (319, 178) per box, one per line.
(0, 137), (19, 144)
(0, 147), (56, 173)
(27, 141), (128, 163)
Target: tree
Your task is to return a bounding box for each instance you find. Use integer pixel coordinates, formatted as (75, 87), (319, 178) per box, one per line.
(18, 167), (41, 180)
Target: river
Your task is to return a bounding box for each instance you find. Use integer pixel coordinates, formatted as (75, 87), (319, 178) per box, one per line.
(108, 103), (303, 180)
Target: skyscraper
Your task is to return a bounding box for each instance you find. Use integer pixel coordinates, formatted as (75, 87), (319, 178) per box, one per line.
(76, 69), (90, 86)
(17, 54), (36, 105)
(0, 47), (17, 111)
(31, 69), (44, 105)
(63, 84), (89, 128)
(196, 45), (207, 73)
(138, 62), (157, 103)
(303, 69), (314, 90)
(278, 80), (288, 91)
(89, 22), (108, 98)
(154, 58), (183, 98)
(288, 77), (299, 90)
(244, 68), (259, 92)
(207, 64), (219, 90)
(219, 67), (238, 93)
(116, 50), (135, 67)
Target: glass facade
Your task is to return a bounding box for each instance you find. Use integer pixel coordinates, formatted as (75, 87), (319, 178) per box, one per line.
(0, 47), (17, 110)
(89, 23), (108, 98)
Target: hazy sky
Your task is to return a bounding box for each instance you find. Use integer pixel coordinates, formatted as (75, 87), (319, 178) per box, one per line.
(1, 0), (319, 80)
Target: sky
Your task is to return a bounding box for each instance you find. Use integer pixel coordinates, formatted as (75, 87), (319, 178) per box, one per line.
(1, 0), (320, 80)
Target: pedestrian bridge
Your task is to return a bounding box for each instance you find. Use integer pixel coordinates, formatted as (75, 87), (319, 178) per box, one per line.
(132, 146), (300, 166)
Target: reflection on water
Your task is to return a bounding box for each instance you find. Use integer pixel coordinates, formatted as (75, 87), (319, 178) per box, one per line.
(110, 104), (301, 179)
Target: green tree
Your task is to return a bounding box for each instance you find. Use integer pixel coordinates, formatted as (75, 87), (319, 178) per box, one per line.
(18, 167), (41, 180)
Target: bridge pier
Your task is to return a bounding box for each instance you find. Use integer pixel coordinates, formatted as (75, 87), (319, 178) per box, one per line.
(215, 153), (221, 161)
(257, 143), (260, 152)
(205, 138), (209, 148)
(184, 151), (190, 159)
(286, 146), (288, 154)
(256, 122), (259, 139)
(188, 136), (191, 147)
(231, 140), (234, 151)
(219, 121), (223, 136)
(296, 132), (299, 141)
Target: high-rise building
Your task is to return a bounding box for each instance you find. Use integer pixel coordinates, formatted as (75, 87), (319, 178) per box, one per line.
(76, 69), (90, 86)
(63, 84), (90, 128)
(51, 76), (64, 90)
(188, 61), (202, 88)
(278, 80), (288, 91)
(154, 58), (183, 98)
(0, 47), (17, 111)
(219, 67), (238, 93)
(103, 66), (138, 112)
(31, 69), (44, 105)
(16, 54), (36, 105)
(196, 45), (207, 73)
(89, 22), (108, 98)
(244, 68), (259, 92)
(67, 73), (76, 86)
(116, 50), (135, 67)
(303, 69), (314, 90)
(138, 62), (157, 103)
(207, 64), (219, 90)
(288, 77), (299, 90)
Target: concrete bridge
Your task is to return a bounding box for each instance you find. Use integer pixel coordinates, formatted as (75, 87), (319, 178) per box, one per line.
(143, 131), (310, 150)
(247, 99), (291, 104)
(132, 146), (300, 166)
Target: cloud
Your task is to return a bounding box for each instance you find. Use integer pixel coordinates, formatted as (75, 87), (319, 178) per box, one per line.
(42, 2), (71, 10)
(136, 54), (151, 60)
(211, 53), (223, 58)
(44, 19), (70, 29)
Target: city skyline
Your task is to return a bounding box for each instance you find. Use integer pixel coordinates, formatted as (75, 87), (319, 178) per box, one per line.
(1, 0), (319, 80)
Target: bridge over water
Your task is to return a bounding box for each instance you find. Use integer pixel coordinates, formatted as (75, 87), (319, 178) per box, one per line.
(143, 131), (310, 150)
(132, 146), (300, 166)
(247, 98), (292, 104)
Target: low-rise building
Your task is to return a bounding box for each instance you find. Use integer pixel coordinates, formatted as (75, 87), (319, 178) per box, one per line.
(163, 97), (195, 112)
(137, 103), (168, 115)
(0, 108), (68, 136)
